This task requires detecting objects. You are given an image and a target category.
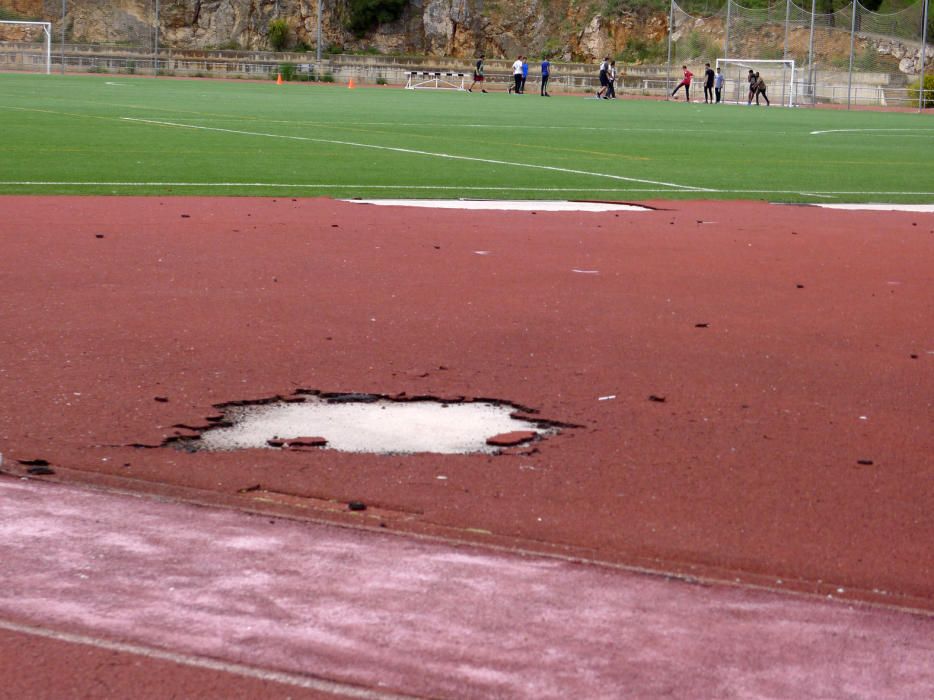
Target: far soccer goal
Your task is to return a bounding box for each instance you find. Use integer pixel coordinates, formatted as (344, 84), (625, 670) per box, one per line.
(0, 20), (52, 74)
(716, 59), (796, 107)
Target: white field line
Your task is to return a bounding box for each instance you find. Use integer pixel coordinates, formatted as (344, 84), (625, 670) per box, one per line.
(810, 128), (934, 136)
(120, 117), (710, 192)
(3, 180), (934, 200)
(0, 181), (683, 192)
(0, 618), (417, 700)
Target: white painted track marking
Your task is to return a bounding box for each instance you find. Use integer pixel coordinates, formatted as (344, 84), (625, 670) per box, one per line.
(342, 199), (652, 211)
(813, 203), (934, 212)
(0, 619), (414, 700)
(120, 117), (709, 192)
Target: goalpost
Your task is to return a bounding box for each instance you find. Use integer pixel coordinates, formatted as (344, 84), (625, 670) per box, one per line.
(716, 59), (796, 107)
(0, 21), (52, 75)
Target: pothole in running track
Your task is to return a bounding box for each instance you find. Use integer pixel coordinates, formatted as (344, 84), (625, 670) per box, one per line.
(167, 392), (572, 455)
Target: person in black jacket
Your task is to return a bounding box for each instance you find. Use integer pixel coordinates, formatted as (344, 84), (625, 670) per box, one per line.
(703, 63), (715, 103)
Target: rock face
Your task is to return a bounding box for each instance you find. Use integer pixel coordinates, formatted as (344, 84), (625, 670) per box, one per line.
(12, 0), (664, 61)
(4, 0), (931, 71)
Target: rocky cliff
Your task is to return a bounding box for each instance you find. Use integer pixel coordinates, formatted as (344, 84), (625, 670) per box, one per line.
(2, 0), (668, 61)
(2, 0), (928, 72)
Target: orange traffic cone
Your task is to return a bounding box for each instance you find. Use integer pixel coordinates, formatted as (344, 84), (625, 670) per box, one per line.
(348, 78), (355, 89)
(276, 73), (283, 85)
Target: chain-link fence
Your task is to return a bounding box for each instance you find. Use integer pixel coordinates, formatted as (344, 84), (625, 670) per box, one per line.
(1, 1), (930, 108)
(668, 0), (931, 109)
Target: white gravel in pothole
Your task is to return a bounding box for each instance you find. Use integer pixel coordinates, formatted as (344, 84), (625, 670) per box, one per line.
(197, 398), (549, 454)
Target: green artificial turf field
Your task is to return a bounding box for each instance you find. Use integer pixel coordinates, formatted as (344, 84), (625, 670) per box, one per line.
(1, 72), (932, 202)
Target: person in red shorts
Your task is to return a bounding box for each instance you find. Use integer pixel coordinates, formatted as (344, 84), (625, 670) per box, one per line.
(467, 55), (488, 93)
(671, 65), (693, 102)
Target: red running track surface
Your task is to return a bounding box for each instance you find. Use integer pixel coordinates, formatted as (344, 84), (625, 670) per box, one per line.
(1, 196), (932, 611)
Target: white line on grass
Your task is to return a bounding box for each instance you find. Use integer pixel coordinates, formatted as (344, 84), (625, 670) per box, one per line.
(330, 123), (740, 134)
(120, 117), (710, 192)
(0, 181), (679, 192)
(810, 128), (934, 136)
(0, 618), (417, 700)
(3, 181), (934, 200)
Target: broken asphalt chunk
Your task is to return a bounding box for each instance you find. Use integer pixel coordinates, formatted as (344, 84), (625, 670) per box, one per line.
(486, 431), (538, 447)
(285, 437), (328, 449)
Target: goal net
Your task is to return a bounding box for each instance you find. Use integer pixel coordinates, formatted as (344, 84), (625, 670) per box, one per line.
(0, 20), (52, 74)
(716, 59), (797, 107)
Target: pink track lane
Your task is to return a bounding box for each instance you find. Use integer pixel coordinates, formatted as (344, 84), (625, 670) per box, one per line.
(1, 477), (932, 699)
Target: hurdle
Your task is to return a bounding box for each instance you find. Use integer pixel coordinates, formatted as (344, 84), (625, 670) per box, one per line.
(404, 71), (467, 91)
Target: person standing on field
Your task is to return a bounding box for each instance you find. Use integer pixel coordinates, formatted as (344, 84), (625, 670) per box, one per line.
(703, 63), (715, 103)
(540, 57), (551, 96)
(510, 55), (523, 94)
(521, 57), (529, 93)
(671, 65), (693, 101)
(754, 72), (770, 106)
(714, 67), (724, 103)
(596, 57), (610, 98)
(467, 54), (487, 93)
(747, 69), (757, 104)
(607, 60), (618, 98)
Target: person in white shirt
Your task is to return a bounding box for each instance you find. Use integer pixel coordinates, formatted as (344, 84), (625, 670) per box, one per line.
(714, 67), (724, 103)
(509, 56), (523, 94)
(607, 60), (618, 99)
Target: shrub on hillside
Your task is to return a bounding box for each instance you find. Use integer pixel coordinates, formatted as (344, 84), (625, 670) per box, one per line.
(268, 19), (289, 51)
(618, 36), (667, 64)
(346, 0), (408, 37)
(908, 73), (934, 108)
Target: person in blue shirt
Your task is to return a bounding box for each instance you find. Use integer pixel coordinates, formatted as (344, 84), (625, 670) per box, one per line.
(520, 57), (529, 94)
(540, 58), (551, 96)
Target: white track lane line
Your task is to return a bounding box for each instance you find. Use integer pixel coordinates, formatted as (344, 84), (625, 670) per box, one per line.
(812, 203), (934, 212)
(341, 199), (653, 211)
(0, 619), (415, 700)
(3, 181), (934, 200)
(120, 117), (710, 192)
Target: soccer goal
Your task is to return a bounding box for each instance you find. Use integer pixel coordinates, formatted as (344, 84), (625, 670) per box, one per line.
(0, 20), (52, 74)
(716, 59), (796, 107)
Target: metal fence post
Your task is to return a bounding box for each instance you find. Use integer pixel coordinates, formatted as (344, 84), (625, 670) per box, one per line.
(154, 0), (160, 76)
(807, 0), (816, 104)
(666, 0), (674, 98)
(783, 0), (791, 60)
(316, 0), (323, 63)
(847, 0), (857, 109)
(921, 0), (929, 110)
(60, 0), (65, 74)
(724, 0), (731, 58)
